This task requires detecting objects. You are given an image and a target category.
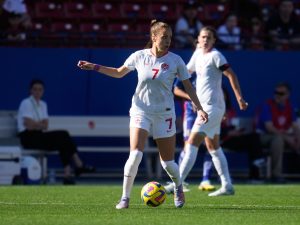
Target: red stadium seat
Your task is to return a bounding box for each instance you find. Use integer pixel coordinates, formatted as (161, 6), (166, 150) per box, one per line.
(203, 3), (229, 25)
(120, 2), (149, 19)
(149, 3), (179, 21)
(51, 22), (76, 33)
(64, 2), (92, 19)
(136, 22), (151, 34)
(108, 22), (134, 33)
(78, 23), (106, 47)
(34, 2), (65, 19)
(31, 21), (51, 33)
(79, 23), (103, 33)
(91, 2), (121, 19)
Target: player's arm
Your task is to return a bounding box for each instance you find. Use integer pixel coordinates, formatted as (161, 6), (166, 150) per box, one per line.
(174, 86), (190, 101)
(77, 60), (131, 78)
(223, 67), (248, 110)
(182, 79), (208, 123)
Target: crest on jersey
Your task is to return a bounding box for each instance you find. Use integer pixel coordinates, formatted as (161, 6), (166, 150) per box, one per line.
(161, 63), (169, 71)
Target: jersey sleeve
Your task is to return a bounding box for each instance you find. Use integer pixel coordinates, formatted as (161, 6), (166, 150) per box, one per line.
(176, 56), (191, 81)
(213, 52), (229, 71)
(123, 51), (138, 71)
(186, 49), (199, 73)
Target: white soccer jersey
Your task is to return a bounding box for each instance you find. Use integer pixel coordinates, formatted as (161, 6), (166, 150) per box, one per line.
(187, 48), (227, 110)
(124, 49), (190, 115)
(17, 96), (49, 132)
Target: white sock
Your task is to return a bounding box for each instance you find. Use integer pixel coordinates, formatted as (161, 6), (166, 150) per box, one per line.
(122, 150), (143, 199)
(179, 143), (198, 182)
(209, 147), (232, 189)
(178, 149), (185, 166)
(161, 160), (181, 187)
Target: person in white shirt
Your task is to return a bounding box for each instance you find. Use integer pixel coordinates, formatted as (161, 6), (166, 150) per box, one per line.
(77, 20), (208, 209)
(165, 26), (248, 196)
(175, 1), (203, 48)
(18, 79), (95, 185)
(217, 14), (241, 50)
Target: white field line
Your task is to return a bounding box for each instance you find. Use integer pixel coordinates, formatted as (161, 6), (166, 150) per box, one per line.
(0, 201), (300, 209)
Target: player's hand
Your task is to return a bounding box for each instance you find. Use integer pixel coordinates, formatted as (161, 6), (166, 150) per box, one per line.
(238, 98), (248, 111)
(197, 109), (208, 124)
(77, 60), (94, 70)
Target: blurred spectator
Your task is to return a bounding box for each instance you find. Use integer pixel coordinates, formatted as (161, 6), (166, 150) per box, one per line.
(175, 1), (203, 49)
(217, 14), (242, 50)
(1, 0), (32, 41)
(265, 0), (300, 50)
(243, 17), (265, 50)
(256, 82), (300, 183)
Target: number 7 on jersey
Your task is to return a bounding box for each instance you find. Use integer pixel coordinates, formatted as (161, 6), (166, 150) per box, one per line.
(152, 69), (159, 80)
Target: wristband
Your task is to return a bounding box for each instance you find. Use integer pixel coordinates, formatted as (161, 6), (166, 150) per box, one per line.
(93, 64), (101, 71)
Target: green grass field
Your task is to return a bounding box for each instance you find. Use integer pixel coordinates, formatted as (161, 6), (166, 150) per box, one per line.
(0, 184), (300, 225)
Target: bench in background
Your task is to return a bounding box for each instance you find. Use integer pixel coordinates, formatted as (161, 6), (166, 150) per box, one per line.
(0, 112), (163, 182)
(1, 111), (299, 183)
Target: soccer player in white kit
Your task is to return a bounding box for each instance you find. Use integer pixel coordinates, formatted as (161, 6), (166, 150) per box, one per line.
(77, 20), (208, 208)
(178, 26), (248, 196)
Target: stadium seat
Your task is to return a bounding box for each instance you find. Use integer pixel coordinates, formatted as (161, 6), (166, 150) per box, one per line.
(79, 23), (103, 33)
(51, 22), (76, 33)
(91, 2), (122, 19)
(30, 21), (51, 33)
(78, 23), (105, 47)
(133, 22), (151, 46)
(120, 2), (149, 19)
(34, 2), (65, 19)
(63, 2), (92, 19)
(203, 3), (229, 25)
(136, 22), (151, 34)
(149, 3), (179, 21)
(107, 22), (134, 33)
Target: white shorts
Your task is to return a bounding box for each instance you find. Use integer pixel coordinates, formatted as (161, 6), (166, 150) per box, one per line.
(130, 111), (176, 139)
(191, 106), (225, 139)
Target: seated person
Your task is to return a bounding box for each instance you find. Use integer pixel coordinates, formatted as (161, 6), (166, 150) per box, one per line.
(17, 79), (95, 185)
(256, 82), (300, 183)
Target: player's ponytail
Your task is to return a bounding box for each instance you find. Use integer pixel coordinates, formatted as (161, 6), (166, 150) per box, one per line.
(144, 20), (171, 49)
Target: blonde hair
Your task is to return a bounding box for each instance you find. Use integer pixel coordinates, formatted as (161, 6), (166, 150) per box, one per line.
(144, 20), (171, 48)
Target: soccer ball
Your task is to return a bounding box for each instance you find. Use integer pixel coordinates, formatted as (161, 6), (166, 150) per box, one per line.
(141, 181), (167, 207)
